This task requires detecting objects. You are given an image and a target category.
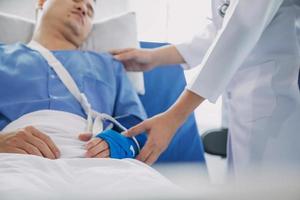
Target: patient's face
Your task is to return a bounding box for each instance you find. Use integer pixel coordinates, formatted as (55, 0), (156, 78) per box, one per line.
(41, 0), (95, 47)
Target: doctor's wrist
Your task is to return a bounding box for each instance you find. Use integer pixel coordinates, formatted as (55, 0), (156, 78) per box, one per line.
(164, 109), (188, 129)
(152, 45), (185, 67)
(167, 90), (205, 124)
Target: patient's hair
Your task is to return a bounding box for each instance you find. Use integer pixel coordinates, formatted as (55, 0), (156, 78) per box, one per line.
(37, 0), (97, 9)
(36, 0), (97, 21)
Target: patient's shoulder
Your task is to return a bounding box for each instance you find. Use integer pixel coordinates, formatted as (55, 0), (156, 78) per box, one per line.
(83, 51), (125, 73)
(84, 51), (115, 62)
(0, 43), (30, 54)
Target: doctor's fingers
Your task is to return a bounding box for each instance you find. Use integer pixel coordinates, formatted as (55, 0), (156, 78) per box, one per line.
(144, 150), (161, 165)
(23, 126), (60, 158)
(123, 60), (153, 72)
(123, 60), (140, 71)
(136, 139), (162, 165)
(109, 48), (135, 56)
(136, 141), (155, 163)
(125, 121), (148, 137)
(113, 51), (139, 64)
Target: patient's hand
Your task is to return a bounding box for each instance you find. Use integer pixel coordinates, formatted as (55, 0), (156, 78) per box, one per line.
(78, 133), (110, 158)
(0, 126), (60, 159)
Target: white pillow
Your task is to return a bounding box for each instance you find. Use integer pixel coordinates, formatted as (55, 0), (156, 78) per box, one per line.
(0, 13), (35, 44)
(0, 11), (145, 95)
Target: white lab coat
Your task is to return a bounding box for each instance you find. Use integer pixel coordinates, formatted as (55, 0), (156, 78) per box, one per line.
(176, 0), (300, 176)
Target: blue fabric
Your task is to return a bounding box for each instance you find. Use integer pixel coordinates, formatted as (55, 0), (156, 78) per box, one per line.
(139, 42), (206, 165)
(0, 43), (146, 130)
(96, 129), (145, 159)
(97, 114), (147, 159)
(113, 114), (147, 148)
(96, 129), (147, 159)
(298, 69), (300, 91)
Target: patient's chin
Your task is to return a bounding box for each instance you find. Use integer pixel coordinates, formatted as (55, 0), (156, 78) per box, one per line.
(69, 22), (81, 35)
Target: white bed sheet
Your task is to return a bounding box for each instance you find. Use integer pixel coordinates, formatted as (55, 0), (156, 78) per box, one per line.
(0, 154), (178, 200)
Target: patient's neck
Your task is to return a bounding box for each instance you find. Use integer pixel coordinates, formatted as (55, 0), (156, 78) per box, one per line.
(32, 26), (78, 51)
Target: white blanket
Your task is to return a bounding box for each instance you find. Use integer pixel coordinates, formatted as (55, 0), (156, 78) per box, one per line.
(0, 154), (177, 200)
(0, 110), (179, 199)
(2, 110), (94, 158)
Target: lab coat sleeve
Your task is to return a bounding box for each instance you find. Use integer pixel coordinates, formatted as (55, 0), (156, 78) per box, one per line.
(186, 0), (284, 103)
(175, 20), (218, 70)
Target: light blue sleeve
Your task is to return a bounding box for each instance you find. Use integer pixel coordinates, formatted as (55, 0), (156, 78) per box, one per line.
(112, 60), (147, 120)
(0, 45), (10, 130)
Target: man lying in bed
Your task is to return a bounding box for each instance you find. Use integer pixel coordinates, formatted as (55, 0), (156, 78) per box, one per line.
(0, 0), (147, 159)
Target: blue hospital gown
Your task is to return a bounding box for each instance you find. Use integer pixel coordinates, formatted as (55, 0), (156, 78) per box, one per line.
(0, 43), (147, 130)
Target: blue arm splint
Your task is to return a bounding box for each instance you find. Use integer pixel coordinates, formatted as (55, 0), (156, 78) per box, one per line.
(96, 129), (147, 159)
(95, 115), (147, 159)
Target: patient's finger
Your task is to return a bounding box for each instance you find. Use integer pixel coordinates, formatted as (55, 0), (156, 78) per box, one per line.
(16, 141), (43, 157)
(5, 147), (28, 155)
(109, 48), (135, 55)
(24, 134), (56, 159)
(86, 138), (102, 150)
(27, 126), (60, 158)
(86, 140), (108, 158)
(94, 149), (110, 158)
(125, 122), (147, 137)
(78, 133), (93, 141)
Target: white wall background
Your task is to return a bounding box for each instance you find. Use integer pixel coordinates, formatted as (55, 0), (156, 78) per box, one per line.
(128, 0), (212, 43)
(0, 0), (128, 21)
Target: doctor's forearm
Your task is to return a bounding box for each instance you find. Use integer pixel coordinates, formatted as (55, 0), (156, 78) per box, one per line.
(152, 45), (186, 66)
(166, 90), (205, 125)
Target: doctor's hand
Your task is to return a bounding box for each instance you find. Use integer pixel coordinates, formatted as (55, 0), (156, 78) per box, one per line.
(125, 112), (182, 165)
(111, 45), (185, 72)
(0, 126), (60, 159)
(79, 133), (110, 158)
(110, 48), (158, 72)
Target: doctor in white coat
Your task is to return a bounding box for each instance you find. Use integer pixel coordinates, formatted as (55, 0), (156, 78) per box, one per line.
(112, 0), (300, 176)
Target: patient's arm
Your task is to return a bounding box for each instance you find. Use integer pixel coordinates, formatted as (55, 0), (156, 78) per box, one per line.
(76, 55), (148, 159)
(0, 126), (60, 159)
